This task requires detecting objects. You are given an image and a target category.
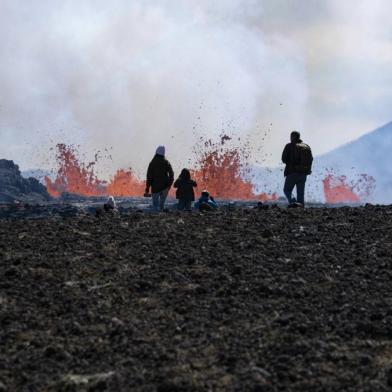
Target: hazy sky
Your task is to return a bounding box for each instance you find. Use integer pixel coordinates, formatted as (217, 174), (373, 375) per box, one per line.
(0, 0), (391, 174)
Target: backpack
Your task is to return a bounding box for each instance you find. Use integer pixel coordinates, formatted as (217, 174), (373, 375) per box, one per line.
(294, 143), (313, 174)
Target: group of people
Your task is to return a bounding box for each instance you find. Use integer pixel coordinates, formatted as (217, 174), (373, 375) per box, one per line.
(144, 145), (217, 212)
(104, 131), (313, 212)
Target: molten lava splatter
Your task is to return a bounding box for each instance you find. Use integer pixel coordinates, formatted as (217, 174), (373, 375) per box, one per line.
(323, 173), (376, 204)
(45, 137), (277, 201)
(323, 175), (359, 203)
(45, 144), (106, 197)
(190, 135), (277, 201)
(45, 144), (144, 197)
(106, 169), (145, 197)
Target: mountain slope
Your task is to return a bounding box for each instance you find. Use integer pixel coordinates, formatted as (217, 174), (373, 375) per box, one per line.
(318, 121), (392, 175)
(317, 121), (392, 203)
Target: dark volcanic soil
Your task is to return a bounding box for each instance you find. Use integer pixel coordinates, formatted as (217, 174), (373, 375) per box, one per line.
(1, 206), (392, 391)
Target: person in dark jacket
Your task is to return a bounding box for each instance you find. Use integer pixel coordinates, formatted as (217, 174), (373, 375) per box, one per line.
(173, 168), (197, 211)
(145, 146), (174, 211)
(194, 190), (217, 211)
(281, 131), (313, 206)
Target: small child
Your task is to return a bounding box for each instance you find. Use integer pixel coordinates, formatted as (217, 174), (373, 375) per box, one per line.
(173, 168), (197, 210)
(194, 190), (217, 211)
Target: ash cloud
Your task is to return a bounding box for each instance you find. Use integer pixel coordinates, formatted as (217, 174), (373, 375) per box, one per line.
(0, 0), (307, 176)
(0, 0), (391, 184)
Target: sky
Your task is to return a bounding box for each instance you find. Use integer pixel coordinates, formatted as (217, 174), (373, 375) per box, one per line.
(0, 0), (391, 176)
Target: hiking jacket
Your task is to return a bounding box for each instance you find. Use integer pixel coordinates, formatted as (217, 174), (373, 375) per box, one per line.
(146, 155), (174, 193)
(194, 195), (218, 210)
(281, 140), (312, 176)
(173, 178), (197, 201)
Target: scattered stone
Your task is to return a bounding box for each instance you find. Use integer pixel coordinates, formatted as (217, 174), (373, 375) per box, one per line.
(57, 371), (115, 390)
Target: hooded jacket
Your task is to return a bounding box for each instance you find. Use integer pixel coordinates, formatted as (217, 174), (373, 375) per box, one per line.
(146, 154), (174, 193)
(194, 194), (217, 210)
(174, 178), (197, 201)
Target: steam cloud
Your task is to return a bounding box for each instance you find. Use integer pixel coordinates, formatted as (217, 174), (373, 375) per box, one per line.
(0, 0), (391, 182)
(0, 0), (308, 176)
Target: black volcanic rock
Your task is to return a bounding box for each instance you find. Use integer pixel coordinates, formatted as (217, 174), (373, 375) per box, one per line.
(1, 206), (392, 390)
(0, 159), (51, 203)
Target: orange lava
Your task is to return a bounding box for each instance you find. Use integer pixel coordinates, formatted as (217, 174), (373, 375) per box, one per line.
(45, 144), (144, 197)
(323, 173), (375, 204)
(45, 139), (277, 201)
(323, 175), (360, 203)
(191, 136), (277, 201)
(107, 169), (145, 197)
(45, 144), (106, 197)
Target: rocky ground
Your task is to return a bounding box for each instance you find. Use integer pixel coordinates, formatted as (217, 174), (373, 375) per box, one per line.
(1, 205), (392, 391)
(0, 160), (51, 204)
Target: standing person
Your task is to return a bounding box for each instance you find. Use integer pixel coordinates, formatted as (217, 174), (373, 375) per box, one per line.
(173, 168), (197, 211)
(281, 131), (313, 206)
(145, 145), (174, 211)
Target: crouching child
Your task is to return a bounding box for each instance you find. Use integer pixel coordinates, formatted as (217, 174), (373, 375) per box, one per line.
(173, 168), (197, 211)
(194, 190), (217, 211)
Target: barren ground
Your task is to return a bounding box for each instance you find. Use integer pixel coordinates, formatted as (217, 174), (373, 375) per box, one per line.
(1, 205), (392, 391)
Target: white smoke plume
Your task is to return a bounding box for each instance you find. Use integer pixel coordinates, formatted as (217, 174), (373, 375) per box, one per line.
(0, 0), (307, 177)
(0, 0), (391, 182)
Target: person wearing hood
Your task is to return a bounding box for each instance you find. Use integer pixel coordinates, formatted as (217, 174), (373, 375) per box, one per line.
(281, 131), (313, 206)
(145, 145), (174, 211)
(173, 168), (197, 210)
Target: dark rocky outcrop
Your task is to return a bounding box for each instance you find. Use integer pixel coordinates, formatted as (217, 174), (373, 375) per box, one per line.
(0, 159), (51, 203)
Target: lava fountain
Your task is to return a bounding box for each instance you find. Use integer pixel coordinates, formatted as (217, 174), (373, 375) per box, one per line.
(45, 144), (144, 197)
(45, 136), (277, 200)
(45, 141), (375, 203)
(190, 135), (277, 201)
(323, 173), (375, 204)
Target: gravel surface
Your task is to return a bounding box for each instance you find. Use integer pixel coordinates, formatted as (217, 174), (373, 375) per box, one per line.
(1, 205), (392, 391)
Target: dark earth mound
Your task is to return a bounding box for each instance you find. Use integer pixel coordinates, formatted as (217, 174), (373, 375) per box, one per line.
(1, 206), (392, 391)
(0, 160), (51, 203)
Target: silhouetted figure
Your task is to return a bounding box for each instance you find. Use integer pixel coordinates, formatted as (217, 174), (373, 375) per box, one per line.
(145, 146), (174, 211)
(173, 168), (197, 211)
(194, 190), (218, 211)
(282, 131), (313, 206)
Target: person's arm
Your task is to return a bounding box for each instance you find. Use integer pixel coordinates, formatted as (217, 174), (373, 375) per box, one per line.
(282, 144), (290, 164)
(146, 162), (152, 192)
(309, 146), (313, 162)
(167, 161), (174, 187)
(209, 198), (217, 208)
(173, 178), (180, 188)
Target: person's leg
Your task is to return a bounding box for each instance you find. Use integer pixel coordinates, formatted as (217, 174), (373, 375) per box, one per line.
(184, 201), (192, 211)
(284, 175), (296, 203)
(152, 193), (160, 211)
(296, 174), (307, 205)
(177, 200), (185, 210)
(159, 188), (169, 211)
